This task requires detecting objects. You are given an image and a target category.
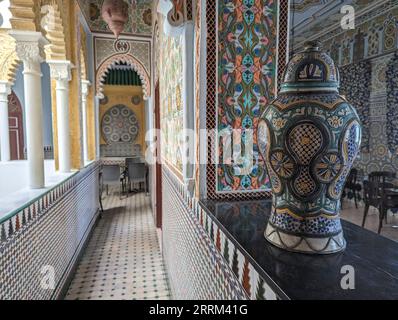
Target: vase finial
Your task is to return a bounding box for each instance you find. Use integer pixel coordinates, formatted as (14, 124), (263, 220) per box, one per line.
(303, 40), (322, 51)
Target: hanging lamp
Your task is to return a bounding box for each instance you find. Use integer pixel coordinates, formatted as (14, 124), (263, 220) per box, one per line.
(101, 0), (129, 39)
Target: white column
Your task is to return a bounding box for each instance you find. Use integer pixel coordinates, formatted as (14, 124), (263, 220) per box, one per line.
(81, 80), (91, 163)
(10, 31), (48, 189)
(0, 82), (11, 162)
(48, 60), (72, 173)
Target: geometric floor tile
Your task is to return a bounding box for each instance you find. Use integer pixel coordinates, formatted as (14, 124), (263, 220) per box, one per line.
(65, 188), (171, 300)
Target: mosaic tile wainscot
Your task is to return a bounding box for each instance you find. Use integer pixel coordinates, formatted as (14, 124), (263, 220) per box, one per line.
(162, 166), (280, 300)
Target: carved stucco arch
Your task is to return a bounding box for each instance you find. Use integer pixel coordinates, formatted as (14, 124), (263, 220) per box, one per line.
(0, 30), (21, 84)
(41, 2), (67, 61)
(96, 53), (151, 100)
(9, 0), (68, 60)
(3, 1), (67, 83)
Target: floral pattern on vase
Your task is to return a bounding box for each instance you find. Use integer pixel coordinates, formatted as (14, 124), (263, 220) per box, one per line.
(258, 41), (362, 254)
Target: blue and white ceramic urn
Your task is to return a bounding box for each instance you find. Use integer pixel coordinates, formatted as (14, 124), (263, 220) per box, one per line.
(258, 41), (362, 254)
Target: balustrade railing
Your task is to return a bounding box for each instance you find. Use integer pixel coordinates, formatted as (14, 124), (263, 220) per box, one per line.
(0, 161), (101, 300)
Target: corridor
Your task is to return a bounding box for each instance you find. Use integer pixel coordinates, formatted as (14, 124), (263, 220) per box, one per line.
(65, 190), (171, 300)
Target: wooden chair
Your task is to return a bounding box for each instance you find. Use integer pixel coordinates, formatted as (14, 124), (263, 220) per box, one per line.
(362, 179), (398, 234)
(342, 168), (361, 209)
(362, 180), (382, 229)
(369, 171), (396, 184)
(379, 182), (398, 234)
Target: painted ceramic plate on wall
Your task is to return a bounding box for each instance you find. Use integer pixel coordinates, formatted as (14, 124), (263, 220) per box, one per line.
(102, 104), (139, 144)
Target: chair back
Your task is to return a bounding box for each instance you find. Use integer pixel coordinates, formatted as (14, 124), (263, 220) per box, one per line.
(363, 180), (380, 206)
(364, 179), (397, 207)
(127, 163), (147, 181)
(126, 157), (142, 166)
(346, 169), (358, 188)
(102, 165), (121, 184)
(369, 171), (396, 184)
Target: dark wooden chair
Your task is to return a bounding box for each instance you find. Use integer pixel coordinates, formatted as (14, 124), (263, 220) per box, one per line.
(362, 180), (382, 229)
(362, 179), (398, 234)
(342, 168), (361, 209)
(379, 185), (398, 234)
(369, 171), (396, 225)
(369, 171), (396, 184)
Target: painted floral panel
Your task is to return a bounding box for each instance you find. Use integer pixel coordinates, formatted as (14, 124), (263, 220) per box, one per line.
(217, 0), (276, 192)
(159, 30), (184, 175)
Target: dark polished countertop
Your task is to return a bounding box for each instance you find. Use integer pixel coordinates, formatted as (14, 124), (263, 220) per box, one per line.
(200, 199), (398, 300)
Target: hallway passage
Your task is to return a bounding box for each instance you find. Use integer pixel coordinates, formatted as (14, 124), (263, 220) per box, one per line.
(65, 189), (171, 300)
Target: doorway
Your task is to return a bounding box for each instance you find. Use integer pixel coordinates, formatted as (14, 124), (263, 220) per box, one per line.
(8, 91), (25, 160)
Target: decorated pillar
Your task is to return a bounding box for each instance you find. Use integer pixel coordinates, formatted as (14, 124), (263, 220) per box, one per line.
(95, 96), (101, 160)
(48, 60), (73, 173)
(0, 81), (11, 162)
(81, 80), (91, 163)
(9, 31), (48, 189)
(182, 21), (195, 187)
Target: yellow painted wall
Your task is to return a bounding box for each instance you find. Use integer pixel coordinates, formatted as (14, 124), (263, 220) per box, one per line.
(50, 2), (83, 170)
(68, 2), (83, 169)
(99, 85), (146, 152)
(87, 86), (96, 161)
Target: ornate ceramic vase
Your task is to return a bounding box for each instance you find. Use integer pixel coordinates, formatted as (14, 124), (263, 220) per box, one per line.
(257, 41), (362, 254)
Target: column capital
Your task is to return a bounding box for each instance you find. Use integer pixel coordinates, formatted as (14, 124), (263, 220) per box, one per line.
(0, 81), (11, 102)
(8, 31), (48, 66)
(48, 60), (74, 81)
(81, 80), (91, 97)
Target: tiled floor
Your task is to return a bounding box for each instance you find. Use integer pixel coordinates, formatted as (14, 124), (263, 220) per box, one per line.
(65, 188), (171, 300)
(341, 199), (398, 242)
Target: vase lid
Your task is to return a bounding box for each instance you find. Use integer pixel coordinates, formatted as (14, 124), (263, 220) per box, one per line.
(280, 41), (340, 94)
